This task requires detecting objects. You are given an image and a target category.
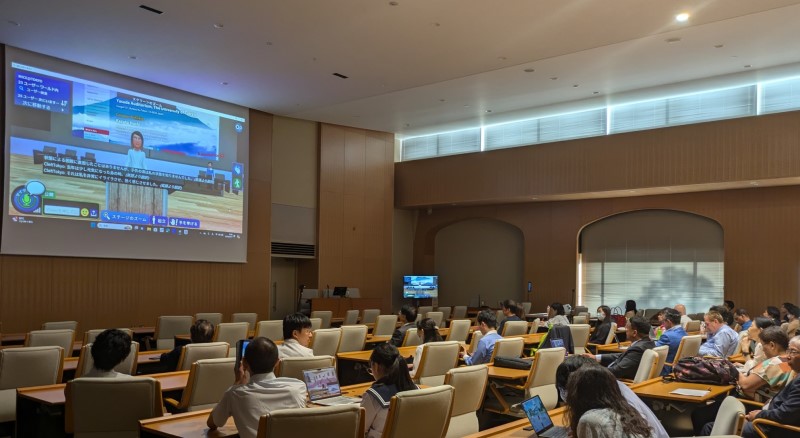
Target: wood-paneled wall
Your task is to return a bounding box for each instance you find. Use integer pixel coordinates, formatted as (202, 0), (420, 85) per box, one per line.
(318, 124), (394, 312)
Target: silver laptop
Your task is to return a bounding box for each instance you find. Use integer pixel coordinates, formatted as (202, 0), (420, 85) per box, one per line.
(521, 395), (569, 438)
(302, 366), (361, 406)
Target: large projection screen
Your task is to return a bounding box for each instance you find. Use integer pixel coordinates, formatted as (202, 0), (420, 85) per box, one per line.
(3, 47), (249, 262)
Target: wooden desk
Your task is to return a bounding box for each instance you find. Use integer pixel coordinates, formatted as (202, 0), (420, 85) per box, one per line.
(630, 377), (733, 403)
(364, 335), (391, 346)
(596, 341), (631, 353)
(463, 407), (567, 437)
(336, 345), (418, 363)
(61, 349), (169, 380)
(0, 332), (26, 345)
(487, 365), (530, 381)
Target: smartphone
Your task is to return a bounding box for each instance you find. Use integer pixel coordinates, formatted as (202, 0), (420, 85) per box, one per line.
(235, 339), (250, 370)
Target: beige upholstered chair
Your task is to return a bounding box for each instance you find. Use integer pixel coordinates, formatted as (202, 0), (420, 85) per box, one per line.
(490, 337), (524, 361)
(685, 320), (702, 332)
(572, 315), (588, 324)
(573, 306), (589, 317)
(631, 348), (661, 383)
(752, 419), (800, 437)
(83, 328), (133, 345)
(195, 312), (223, 327)
(417, 306), (433, 319)
(495, 309), (506, 325)
(25, 329), (75, 359)
(276, 355), (335, 380)
(311, 311), (333, 329)
(75, 341), (139, 377)
(520, 302), (532, 315)
(176, 342), (230, 371)
(165, 357), (235, 412)
(402, 328), (422, 347)
(568, 324), (591, 354)
(382, 385), (455, 438)
(732, 330), (748, 356)
(0, 346), (64, 423)
(487, 347), (566, 414)
(254, 320), (283, 341)
(501, 321), (528, 337)
(444, 365), (488, 438)
(374, 315), (398, 337)
(426, 311), (444, 328)
(586, 322), (617, 351)
(666, 335), (702, 369)
(437, 307), (452, 326)
(42, 320), (78, 331)
(467, 331), (483, 354)
(452, 306), (468, 320)
(154, 316), (193, 350)
(213, 322), (249, 356)
(528, 318), (541, 334)
(413, 341), (460, 386)
(231, 313), (258, 332)
(343, 309), (359, 326)
(361, 309), (380, 325)
(65, 377), (164, 437)
(709, 396), (746, 436)
(652, 344), (669, 376)
(445, 319), (471, 343)
(309, 318), (323, 331)
(337, 325), (368, 353)
(310, 328), (342, 357)
(256, 404), (364, 438)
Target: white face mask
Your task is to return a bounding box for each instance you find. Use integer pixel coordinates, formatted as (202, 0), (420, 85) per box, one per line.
(597, 312), (605, 318)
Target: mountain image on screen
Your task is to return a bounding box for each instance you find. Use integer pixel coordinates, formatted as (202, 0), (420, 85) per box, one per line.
(403, 275), (438, 298)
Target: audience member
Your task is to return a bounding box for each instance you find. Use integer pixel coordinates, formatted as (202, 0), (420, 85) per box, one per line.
(624, 300), (638, 320)
(547, 302), (570, 326)
(409, 317), (443, 378)
(764, 306), (782, 326)
(699, 310), (739, 357)
(565, 366), (655, 438)
(207, 337), (306, 438)
(655, 309), (687, 375)
(461, 310), (502, 365)
(390, 305), (417, 347)
(741, 316), (776, 370)
(362, 343), (418, 438)
(588, 305), (613, 345)
(724, 300), (736, 312)
(780, 303), (791, 323)
(735, 308), (753, 331)
(674, 304), (692, 327)
(85, 329), (132, 378)
(588, 316), (654, 380)
(278, 313), (313, 358)
(160, 319), (214, 371)
(784, 303), (800, 336)
(497, 299), (523, 335)
(736, 327), (793, 402)
(710, 305), (735, 326)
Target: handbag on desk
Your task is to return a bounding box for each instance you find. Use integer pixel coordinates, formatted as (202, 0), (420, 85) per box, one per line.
(610, 306), (627, 328)
(493, 356), (532, 370)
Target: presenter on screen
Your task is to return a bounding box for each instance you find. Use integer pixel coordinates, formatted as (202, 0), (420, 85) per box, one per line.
(206, 161), (215, 179)
(125, 130), (148, 170)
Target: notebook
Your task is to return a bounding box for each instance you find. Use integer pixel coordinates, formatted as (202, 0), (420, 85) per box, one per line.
(302, 366), (361, 406)
(521, 395), (569, 438)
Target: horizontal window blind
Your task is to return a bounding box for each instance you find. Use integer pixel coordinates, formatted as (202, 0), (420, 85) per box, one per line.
(539, 108), (606, 143)
(401, 135), (437, 161)
(666, 86), (755, 126)
(610, 100), (667, 134)
(485, 119), (539, 150)
(437, 128), (481, 156)
(761, 77), (800, 114)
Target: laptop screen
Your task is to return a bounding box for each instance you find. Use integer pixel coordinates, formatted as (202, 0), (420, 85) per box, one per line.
(521, 395), (554, 433)
(302, 367), (343, 401)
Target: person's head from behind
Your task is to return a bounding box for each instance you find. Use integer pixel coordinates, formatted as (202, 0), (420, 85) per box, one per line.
(704, 311), (726, 334)
(674, 304), (687, 316)
(190, 319), (215, 343)
(710, 305), (734, 326)
(130, 131), (143, 150)
(368, 343), (415, 391)
(596, 305), (611, 324)
(734, 308), (750, 325)
(502, 299), (520, 317)
(565, 367), (652, 438)
(283, 313), (312, 346)
(399, 304), (416, 323)
(759, 326), (789, 359)
(764, 306), (781, 322)
(627, 316), (650, 341)
(476, 309), (498, 333)
(91, 329), (132, 372)
(416, 317), (443, 344)
(242, 337), (279, 374)
(548, 302), (565, 317)
(724, 300), (735, 311)
(625, 300), (637, 313)
(555, 355), (600, 401)
(662, 308), (681, 329)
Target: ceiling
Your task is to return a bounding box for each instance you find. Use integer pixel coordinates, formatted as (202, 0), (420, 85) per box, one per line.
(2, 0), (800, 138)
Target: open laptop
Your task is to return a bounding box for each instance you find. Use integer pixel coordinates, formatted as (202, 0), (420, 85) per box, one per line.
(521, 395), (569, 438)
(302, 366), (361, 406)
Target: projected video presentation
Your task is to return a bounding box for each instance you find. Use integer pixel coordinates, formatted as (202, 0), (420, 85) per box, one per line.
(403, 275), (439, 298)
(3, 47), (249, 262)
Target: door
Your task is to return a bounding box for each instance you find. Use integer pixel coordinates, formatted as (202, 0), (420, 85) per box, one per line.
(270, 258), (298, 319)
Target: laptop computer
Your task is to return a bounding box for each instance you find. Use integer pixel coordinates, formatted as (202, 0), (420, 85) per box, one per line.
(302, 366), (361, 406)
(521, 395), (569, 438)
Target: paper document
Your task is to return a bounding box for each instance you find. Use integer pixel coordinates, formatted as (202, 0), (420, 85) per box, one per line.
(670, 388), (710, 397)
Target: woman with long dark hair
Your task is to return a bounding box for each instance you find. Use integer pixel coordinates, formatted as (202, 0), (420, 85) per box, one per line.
(410, 318), (444, 377)
(624, 300), (638, 320)
(565, 366), (654, 437)
(362, 343), (417, 438)
(588, 305), (613, 344)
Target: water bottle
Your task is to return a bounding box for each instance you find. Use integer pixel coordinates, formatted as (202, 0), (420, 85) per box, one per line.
(700, 321), (706, 334)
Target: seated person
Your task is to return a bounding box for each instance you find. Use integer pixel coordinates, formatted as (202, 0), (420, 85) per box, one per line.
(735, 308), (753, 331)
(278, 313), (314, 358)
(698, 310), (739, 357)
(784, 303), (800, 336)
(588, 305), (613, 345)
(546, 302), (570, 327)
(624, 300), (638, 320)
(460, 310), (502, 365)
(737, 327), (793, 402)
(497, 299), (523, 335)
(410, 318), (444, 378)
(362, 343), (418, 438)
(84, 329), (132, 378)
(160, 319), (214, 371)
(764, 306), (782, 327)
(208, 337), (307, 438)
(587, 316), (655, 380)
(655, 308), (687, 374)
(741, 316), (777, 371)
(390, 305), (417, 347)
(556, 355), (668, 438)
(674, 303), (692, 327)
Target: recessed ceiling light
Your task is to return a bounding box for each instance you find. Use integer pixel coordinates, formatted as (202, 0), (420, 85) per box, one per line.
(404, 123), (410, 127)
(220, 81), (229, 85)
(129, 55), (137, 60)
(266, 41), (273, 46)
(389, 1), (399, 5)
(675, 13), (690, 22)
(572, 84), (580, 88)
(592, 91), (599, 95)
(485, 109), (492, 113)
(463, 105), (470, 108)
(550, 77), (558, 81)
(7, 20), (21, 26)
(213, 23), (224, 29)
(744, 64), (752, 68)
(439, 99), (446, 102)
(665, 37), (682, 43)
(524, 68), (535, 73)
(714, 44), (724, 49)
(433, 22), (441, 27)
(498, 56), (507, 61)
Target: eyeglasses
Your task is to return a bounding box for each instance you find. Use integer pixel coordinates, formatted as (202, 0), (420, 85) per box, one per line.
(787, 348), (800, 357)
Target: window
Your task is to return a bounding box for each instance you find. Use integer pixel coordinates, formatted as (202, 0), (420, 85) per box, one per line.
(761, 77), (800, 114)
(485, 119), (539, 150)
(538, 108), (606, 143)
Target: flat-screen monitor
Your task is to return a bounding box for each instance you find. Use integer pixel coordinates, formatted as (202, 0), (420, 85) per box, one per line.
(3, 46), (249, 262)
(403, 275), (438, 299)
(332, 286), (348, 296)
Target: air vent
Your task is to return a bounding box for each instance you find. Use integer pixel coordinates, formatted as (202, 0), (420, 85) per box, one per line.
(271, 242), (316, 258)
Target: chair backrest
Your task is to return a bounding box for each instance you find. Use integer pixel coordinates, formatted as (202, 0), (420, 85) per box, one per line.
(213, 322), (249, 355)
(529, 318), (541, 334)
(414, 341), (460, 386)
(633, 348), (661, 383)
(343, 309), (359, 326)
(524, 347), (566, 410)
(277, 356), (336, 380)
(709, 396), (746, 436)
(501, 321), (528, 337)
(685, 320), (701, 332)
(452, 306), (467, 319)
(76, 341), (139, 377)
(175, 357), (236, 411)
(604, 322), (618, 344)
(572, 315), (588, 324)
(83, 328), (134, 345)
(337, 325), (368, 353)
(195, 313), (223, 327)
(311, 328), (342, 357)
(177, 342), (230, 371)
(155, 316), (193, 350)
(490, 337), (524, 361)
(652, 345), (669, 377)
(0, 346), (64, 389)
(495, 310), (506, 325)
(732, 330), (748, 356)
(573, 306), (588, 316)
(402, 328), (422, 347)
(254, 320), (283, 342)
(257, 404), (364, 438)
(25, 329), (75, 359)
(444, 365), (488, 438)
(65, 377), (164, 436)
(437, 307), (452, 321)
(426, 311), (444, 328)
(374, 315), (399, 337)
(568, 324), (591, 354)
(43, 320), (78, 331)
(417, 306), (433, 319)
(309, 318), (323, 331)
(361, 309), (380, 325)
(520, 302), (532, 315)
(311, 311), (333, 329)
(446, 320), (471, 342)
(781, 322), (789, 333)
(231, 313), (258, 332)
(382, 385), (455, 438)
(672, 335), (703, 364)
(467, 331), (483, 354)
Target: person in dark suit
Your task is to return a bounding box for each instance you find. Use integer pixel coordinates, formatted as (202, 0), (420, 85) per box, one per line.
(390, 305), (417, 347)
(587, 315), (654, 380)
(160, 319), (214, 371)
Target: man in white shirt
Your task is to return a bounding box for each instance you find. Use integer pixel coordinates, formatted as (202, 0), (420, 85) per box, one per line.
(208, 337), (307, 438)
(278, 313), (314, 358)
(674, 304), (693, 328)
(698, 310), (739, 357)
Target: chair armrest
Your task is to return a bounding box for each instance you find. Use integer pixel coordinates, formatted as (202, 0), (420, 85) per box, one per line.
(752, 418), (800, 438)
(164, 398), (182, 410)
(735, 397), (764, 408)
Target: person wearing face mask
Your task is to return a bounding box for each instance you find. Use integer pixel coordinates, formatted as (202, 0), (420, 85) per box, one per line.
(588, 305), (613, 345)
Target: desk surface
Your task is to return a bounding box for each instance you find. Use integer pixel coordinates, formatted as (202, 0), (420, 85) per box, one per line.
(629, 377), (733, 403)
(337, 345), (418, 362)
(463, 407), (567, 437)
(487, 365), (530, 380)
(62, 349), (169, 372)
